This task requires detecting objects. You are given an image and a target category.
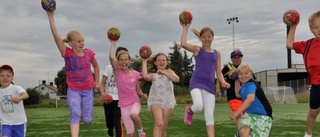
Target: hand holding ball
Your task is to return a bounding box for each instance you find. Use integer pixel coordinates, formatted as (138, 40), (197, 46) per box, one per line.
(283, 9), (300, 26)
(139, 45), (152, 59)
(179, 11), (193, 24)
(104, 94), (113, 104)
(41, 0), (56, 12)
(107, 27), (121, 41)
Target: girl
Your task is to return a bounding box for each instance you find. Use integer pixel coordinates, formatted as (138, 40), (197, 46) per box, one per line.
(46, 9), (100, 137)
(109, 40), (147, 137)
(180, 22), (230, 137)
(141, 53), (180, 137)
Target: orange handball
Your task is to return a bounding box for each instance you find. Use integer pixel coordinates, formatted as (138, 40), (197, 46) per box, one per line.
(104, 94), (113, 104)
(179, 11), (193, 24)
(283, 9), (300, 26)
(107, 27), (121, 41)
(139, 45), (152, 59)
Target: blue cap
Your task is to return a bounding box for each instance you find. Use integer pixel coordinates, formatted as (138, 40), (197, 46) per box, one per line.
(230, 50), (243, 58)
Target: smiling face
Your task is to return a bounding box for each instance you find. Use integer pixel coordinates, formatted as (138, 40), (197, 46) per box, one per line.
(117, 51), (131, 71)
(69, 34), (85, 53)
(237, 63), (253, 84)
(0, 69), (13, 88)
(200, 30), (214, 47)
(154, 54), (168, 70)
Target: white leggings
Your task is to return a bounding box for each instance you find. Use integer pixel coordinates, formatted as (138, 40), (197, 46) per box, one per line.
(190, 88), (216, 125)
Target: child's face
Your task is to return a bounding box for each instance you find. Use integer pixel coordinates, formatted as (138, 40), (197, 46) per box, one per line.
(117, 54), (131, 70)
(0, 70), (13, 88)
(238, 68), (252, 83)
(70, 34), (85, 53)
(200, 31), (214, 47)
(154, 55), (168, 70)
(310, 16), (320, 39)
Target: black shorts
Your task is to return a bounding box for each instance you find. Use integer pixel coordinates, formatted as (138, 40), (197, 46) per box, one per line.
(310, 84), (320, 109)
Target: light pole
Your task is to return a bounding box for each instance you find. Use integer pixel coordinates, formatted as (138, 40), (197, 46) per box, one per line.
(227, 17), (239, 50)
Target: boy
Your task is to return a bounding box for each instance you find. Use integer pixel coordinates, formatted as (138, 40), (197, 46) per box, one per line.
(286, 11), (320, 137)
(230, 63), (272, 137)
(0, 64), (29, 137)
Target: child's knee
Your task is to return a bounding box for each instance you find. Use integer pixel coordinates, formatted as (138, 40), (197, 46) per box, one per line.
(83, 117), (93, 125)
(192, 104), (203, 113)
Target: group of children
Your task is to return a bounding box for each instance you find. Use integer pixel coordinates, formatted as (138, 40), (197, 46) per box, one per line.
(1, 7), (320, 137)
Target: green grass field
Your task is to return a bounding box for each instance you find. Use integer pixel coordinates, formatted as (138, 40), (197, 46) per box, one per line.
(25, 103), (320, 137)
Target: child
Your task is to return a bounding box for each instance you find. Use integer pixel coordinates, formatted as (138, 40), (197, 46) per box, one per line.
(46, 9), (100, 137)
(180, 22), (230, 137)
(215, 49), (244, 136)
(0, 64), (29, 137)
(141, 53), (180, 137)
(230, 63), (272, 137)
(99, 47), (128, 137)
(286, 11), (320, 137)
(109, 40), (148, 137)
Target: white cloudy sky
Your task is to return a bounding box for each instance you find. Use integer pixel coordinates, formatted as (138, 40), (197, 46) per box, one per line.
(0, 0), (318, 89)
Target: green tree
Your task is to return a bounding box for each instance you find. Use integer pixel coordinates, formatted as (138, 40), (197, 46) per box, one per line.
(168, 42), (194, 87)
(54, 67), (67, 95)
(24, 88), (41, 106)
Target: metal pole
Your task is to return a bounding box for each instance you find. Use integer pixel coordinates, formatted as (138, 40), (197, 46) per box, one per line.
(227, 17), (239, 50)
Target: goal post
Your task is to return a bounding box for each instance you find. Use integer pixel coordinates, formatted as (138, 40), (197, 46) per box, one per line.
(265, 86), (298, 104)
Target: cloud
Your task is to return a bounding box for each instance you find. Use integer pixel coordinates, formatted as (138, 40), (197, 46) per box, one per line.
(0, 0), (318, 88)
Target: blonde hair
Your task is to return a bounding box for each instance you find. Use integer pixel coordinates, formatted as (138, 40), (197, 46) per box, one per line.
(62, 30), (83, 43)
(308, 11), (320, 27)
(237, 63), (254, 75)
(116, 51), (131, 60)
(192, 27), (214, 39)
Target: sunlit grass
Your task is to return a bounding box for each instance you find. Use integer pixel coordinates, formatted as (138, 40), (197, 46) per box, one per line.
(25, 103), (320, 137)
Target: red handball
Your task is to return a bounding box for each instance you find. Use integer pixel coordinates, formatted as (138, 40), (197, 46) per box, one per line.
(107, 27), (121, 41)
(41, 0), (56, 12)
(179, 11), (193, 24)
(139, 45), (152, 59)
(104, 94), (113, 104)
(283, 9), (300, 26)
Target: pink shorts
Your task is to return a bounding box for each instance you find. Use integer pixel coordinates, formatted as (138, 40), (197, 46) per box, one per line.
(120, 102), (141, 134)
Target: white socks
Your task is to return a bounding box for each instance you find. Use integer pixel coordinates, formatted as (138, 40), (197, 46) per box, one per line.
(304, 132), (312, 137)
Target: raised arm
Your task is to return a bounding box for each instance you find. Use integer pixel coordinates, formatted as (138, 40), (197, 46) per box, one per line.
(141, 59), (153, 81)
(180, 23), (200, 55)
(46, 10), (66, 56)
(109, 40), (118, 73)
(286, 24), (298, 49)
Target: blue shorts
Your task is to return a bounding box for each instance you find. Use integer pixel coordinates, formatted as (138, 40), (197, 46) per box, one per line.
(2, 124), (25, 137)
(310, 84), (320, 109)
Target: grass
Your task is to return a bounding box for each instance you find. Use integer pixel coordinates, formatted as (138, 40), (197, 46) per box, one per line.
(25, 103), (320, 137)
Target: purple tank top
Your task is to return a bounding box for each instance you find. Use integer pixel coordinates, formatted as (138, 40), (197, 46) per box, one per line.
(190, 48), (217, 94)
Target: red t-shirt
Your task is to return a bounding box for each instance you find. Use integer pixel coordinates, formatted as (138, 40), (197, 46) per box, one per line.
(293, 38), (320, 85)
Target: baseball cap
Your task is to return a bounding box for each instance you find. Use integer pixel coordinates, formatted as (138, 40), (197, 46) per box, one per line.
(0, 64), (14, 75)
(230, 50), (243, 58)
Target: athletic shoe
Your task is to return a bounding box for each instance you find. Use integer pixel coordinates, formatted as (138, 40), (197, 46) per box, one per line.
(139, 133), (147, 137)
(184, 106), (193, 126)
(234, 130), (240, 137)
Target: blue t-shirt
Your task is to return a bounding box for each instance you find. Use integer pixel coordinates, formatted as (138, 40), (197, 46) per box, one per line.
(239, 80), (272, 118)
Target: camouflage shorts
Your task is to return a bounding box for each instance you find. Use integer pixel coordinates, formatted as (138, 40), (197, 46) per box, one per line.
(240, 113), (272, 137)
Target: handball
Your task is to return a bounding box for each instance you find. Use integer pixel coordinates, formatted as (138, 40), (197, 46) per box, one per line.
(283, 9), (300, 26)
(41, 0), (56, 12)
(179, 11), (193, 24)
(139, 45), (152, 59)
(107, 27), (121, 41)
(228, 68), (238, 80)
(104, 94), (113, 104)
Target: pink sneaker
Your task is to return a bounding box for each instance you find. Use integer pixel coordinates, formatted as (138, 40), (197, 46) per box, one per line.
(139, 133), (147, 137)
(184, 106), (193, 126)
